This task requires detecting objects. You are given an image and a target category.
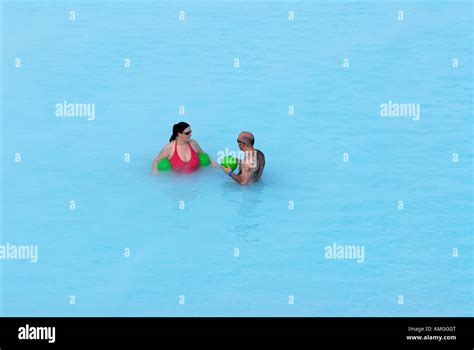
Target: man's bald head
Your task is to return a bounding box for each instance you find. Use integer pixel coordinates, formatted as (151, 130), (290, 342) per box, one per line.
(238, 131), (255, 146)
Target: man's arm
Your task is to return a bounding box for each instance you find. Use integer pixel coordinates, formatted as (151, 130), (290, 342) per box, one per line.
(222, 164), (251, 185)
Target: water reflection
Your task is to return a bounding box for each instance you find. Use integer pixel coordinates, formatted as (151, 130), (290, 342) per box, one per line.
(155, 167), (206, 201)
(221, 181), (266, 242)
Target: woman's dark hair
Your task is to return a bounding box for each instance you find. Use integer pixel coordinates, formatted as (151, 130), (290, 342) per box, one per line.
(169, 122), (190, 142)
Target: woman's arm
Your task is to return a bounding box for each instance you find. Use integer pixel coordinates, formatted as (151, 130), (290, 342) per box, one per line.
(152, 144), (171, 175)
(190, 139), (218, 167)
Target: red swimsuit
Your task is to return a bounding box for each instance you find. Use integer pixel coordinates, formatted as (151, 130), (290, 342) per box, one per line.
(169, 141), (200, 173)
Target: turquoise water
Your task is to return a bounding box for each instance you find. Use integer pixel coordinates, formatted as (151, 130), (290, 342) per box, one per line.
(0, 1), (472, 316)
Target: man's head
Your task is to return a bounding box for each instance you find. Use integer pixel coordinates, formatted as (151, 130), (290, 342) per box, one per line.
(237, 131), (255, 151)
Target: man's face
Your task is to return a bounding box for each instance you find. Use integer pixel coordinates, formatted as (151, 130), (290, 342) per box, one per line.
(237, 134), (247, 151)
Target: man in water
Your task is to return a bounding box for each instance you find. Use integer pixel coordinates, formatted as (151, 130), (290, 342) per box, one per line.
(221, 131), (265, 185)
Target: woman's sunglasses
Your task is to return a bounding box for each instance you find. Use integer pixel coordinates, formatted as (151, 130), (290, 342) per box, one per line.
(182, 130), (192, 135)
(237, 139), (247, 145)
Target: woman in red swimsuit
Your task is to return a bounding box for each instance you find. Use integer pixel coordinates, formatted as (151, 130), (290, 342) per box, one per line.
(152, 122), (217, 175)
